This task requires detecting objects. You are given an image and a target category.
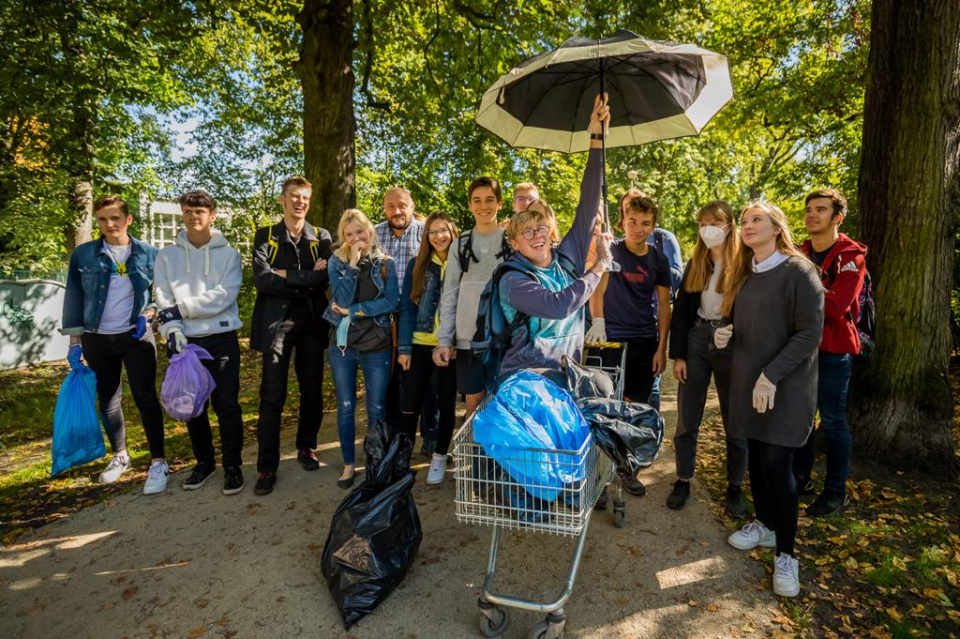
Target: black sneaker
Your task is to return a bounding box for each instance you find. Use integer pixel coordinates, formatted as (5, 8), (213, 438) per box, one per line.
(618, 470), (646, 497)
(666, 479), (690, 510)
(297, 449), (320, 471)
(182, 463), (215, 490)
(222, 466), (244, 496)
(725, 484), (747, 519)
(806, 491), (849, 517)
(254, 472), (277, 496)
(795, 474), (815, 496)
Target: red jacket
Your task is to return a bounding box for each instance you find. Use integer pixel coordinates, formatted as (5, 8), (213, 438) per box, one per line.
(801, 233), (867, 355)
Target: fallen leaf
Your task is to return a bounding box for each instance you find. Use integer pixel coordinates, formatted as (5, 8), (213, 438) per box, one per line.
(121, 585), (139, 600)
(187, 626), (206, 638)
(885, 607), (901, 622)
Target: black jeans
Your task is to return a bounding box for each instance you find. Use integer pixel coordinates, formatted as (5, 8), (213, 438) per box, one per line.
(181, 332), (244, 469)
(399, 344), (458, 455)
(748, 439), (799, 557)
(674, 320), (748, 485)
(593, 337), (660, 403)
(81, 329), (166, 459)
(386, 346), (439, 439)
(256, 329), (325, 473)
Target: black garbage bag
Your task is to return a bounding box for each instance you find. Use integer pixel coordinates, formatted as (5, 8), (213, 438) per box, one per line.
(563, 357), (616, 399)
(321, 420), (423, 630)
(577, 398), (664, 476)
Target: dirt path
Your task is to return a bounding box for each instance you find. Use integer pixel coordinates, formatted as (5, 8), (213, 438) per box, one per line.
(1, 372), (778, 639)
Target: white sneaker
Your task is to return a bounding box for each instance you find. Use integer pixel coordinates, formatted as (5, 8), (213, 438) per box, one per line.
(143, 460), (169, 495)
(99, 453), (131, 484)
(773, 553), (800, 597)
(728, 520), (777, 550)
(426, 453), (447, 485)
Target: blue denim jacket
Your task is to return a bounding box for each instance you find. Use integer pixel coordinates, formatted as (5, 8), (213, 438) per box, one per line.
(322, 253), (399, 328)
(61, 236), (157, 336)
(398, 257), (443, 354)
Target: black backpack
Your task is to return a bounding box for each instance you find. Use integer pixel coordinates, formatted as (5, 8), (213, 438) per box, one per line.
(456, 229), (512, 273)
(471, 253), (581, 391)
(853, 270), (876, 358)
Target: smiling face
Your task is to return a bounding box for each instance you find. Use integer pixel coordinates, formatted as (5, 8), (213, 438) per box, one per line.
(740, 206), (779, 249)
(96, 205), (133, 244)
(279, 186), (311, 221)
(426, 218), (453, 254)
(805, 197), (841, 235)
(181, 205), (216, 235)
(383, 189), (415, 232)
(468, 186), (502, 227)
(621, 209), (655, 250)
(509, 202), (555, 267)
(343, 221), (370, 249)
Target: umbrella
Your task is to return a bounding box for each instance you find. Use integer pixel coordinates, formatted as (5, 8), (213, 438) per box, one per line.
(476, 29), (733, 222)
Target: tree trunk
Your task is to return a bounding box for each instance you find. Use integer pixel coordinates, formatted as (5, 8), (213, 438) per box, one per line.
(65, 179), (93, 256)
(848, 0), (960, 475)
(295, 0), (357, 235)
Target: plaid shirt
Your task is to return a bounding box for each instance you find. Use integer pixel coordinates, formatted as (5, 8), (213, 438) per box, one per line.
(375, 219), (423, 290)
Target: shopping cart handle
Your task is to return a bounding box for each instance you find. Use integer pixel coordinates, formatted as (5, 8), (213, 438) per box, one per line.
(585, 341), (623, 349)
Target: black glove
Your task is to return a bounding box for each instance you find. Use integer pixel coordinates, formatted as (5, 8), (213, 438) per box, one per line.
(157, 305), (183, 325)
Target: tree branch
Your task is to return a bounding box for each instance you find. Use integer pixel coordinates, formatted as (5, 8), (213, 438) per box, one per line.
(359, 0), (391, 111)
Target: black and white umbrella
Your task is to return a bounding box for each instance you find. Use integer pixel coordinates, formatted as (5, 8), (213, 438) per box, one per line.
(476, 30), (733, 153)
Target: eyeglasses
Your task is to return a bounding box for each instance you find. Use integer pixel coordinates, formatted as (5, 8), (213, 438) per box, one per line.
(514, 195), (537, 203)
(427, 228), (451, 238)
(520, 225), (551, 241)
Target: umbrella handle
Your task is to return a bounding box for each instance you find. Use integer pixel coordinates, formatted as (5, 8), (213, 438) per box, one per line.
(599, 61), (611, 234)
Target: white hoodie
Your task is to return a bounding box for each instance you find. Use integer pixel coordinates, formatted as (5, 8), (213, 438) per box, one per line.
(155, 229), (243, 338)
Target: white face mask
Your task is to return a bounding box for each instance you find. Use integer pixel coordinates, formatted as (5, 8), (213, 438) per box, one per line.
(699, 224), (728, 249)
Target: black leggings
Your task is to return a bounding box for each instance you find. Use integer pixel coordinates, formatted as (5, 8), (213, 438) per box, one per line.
(748, 438), (799, 557)
(400, 344), (458, 455)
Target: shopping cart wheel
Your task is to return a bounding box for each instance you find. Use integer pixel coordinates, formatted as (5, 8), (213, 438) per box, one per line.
(478, 598), (509, 637)
(613, 497), (625, 528)
(528, 609), (566, 639)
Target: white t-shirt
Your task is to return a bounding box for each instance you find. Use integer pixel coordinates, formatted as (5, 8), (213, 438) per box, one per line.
(698, 258), (725, 321)
(98, 243), (136, 334)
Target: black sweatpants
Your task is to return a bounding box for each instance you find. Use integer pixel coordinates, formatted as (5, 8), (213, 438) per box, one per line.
(399, 344), (458, 455)
(81, 329), (166, 459)
(256, 329), (325, 473)
(748, 438), (799, 557)
(180, 331), (244, 469)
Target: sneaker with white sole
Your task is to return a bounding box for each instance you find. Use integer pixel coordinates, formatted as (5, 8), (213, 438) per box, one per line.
(728, 520), (777, 550)
(99, 453), (132, 484)
(773, 553), (800, 597)
(143, 460), (169, 495)
(426, 453), (447, 485)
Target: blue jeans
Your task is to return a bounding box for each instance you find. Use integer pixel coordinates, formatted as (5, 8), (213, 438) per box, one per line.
(648, 374), (661, 412)
(329, 348), (392, 465)
(793, 352), (853, 495)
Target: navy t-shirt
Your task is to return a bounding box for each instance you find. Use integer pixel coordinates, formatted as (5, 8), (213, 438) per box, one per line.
(604, 240), (671, 340)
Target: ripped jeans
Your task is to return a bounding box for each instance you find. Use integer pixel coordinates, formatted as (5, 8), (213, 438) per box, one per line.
(329, 347), (392, 465)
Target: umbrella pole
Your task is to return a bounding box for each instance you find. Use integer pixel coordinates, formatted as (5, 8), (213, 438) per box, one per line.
(599, 63), (610, 233)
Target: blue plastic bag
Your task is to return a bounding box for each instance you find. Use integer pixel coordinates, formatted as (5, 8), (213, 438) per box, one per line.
(473, 370), (591, 502)
(51, 364), (106, 476)
(161, 344), (216, 421)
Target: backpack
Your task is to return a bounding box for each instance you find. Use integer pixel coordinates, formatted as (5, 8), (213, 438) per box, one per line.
(853, 270), (875, 358)
(456, 229), (512, 273)
(471, 253), (581, 391)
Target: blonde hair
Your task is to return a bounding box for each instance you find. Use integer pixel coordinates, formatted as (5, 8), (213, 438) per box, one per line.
(684, 201), (739, 294)
(514, 182), (538, 193)
(507, 198), (559, 243)
(334, 209), (385, 261)
(721, 201), (808, 316)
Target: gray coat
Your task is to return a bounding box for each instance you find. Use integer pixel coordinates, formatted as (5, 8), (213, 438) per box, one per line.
(728, 256), (824, 447)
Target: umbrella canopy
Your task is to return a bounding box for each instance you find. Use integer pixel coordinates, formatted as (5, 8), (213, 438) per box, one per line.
(476, 30), (733, 153)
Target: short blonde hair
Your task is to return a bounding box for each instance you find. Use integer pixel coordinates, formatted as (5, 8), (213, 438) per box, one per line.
(508, 198), (558, 242)
(334, 209), (384, 261)
(514, 182), (538, 193)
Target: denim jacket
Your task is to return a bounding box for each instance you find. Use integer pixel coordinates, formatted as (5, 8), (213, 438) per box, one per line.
(398, 256), (444, 354)
(61, 236), (157, 336)
(322, 253), (399, 328)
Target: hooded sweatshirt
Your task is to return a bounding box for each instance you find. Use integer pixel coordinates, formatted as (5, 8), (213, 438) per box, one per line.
(155, 229), (243, 338)
(801, 232), (867, 355)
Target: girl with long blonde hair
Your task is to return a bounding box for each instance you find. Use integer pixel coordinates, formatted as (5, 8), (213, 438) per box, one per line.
(717, 200), (823, 600)
(666, 201), (748, 517)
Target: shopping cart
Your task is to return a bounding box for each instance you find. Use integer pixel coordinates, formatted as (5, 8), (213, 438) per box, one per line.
(583, 341), (628, 528)
(452, 410), (616, 639)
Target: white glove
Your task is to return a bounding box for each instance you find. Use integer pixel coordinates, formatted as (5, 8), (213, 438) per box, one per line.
(167, 328), (188, 354)
(713, 324), (733, 349)
(593, 233), (613, 272)
(585, 318), (607, 345)
(752, 373), (777, 413)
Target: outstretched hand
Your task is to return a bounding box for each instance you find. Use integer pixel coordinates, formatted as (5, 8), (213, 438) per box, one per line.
(588, 93), (611, 136)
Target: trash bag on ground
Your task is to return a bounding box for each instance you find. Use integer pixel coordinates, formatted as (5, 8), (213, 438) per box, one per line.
(577, 398), (664, 476)
(51, 364), (106, 476)
(473, 370), (590, 502)
(321, 420), (422, 630)
(160, 344), (216, 421)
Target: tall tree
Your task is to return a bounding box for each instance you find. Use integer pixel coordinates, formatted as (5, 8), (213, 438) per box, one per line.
(848, 0), (960, 474)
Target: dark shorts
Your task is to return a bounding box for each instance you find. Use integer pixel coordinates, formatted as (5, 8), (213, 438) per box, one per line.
(455, 348), (487, 395)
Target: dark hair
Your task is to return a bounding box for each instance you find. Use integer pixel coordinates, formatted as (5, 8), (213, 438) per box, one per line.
(178, 189), (217, 211)
(620, 194), (659, 228)
(281, 175), (312, 195)
(805, 189), (847, 217)
(467, 176), (502, 203)
(93, 195), (129, 216)
(410, 211), (458, 304)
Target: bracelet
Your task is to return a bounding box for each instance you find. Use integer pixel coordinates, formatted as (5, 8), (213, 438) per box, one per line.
(590, 133), (604, 141)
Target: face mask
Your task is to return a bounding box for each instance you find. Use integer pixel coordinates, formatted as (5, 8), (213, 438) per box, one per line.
(699, 224), (728, 249)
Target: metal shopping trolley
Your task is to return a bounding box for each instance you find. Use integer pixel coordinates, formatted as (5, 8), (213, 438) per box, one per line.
(452, 411), (616, 639)
(583, 341), (628, 528)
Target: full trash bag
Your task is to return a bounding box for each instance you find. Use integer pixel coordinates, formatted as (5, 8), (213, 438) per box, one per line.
(563, 357), (616, 399)
(160, 344), (216, 421)
(321, 420), (422, 630)
(473, 370), (591, 502)
(577, 398), (664, 476)
(51, 364), (106, 476)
